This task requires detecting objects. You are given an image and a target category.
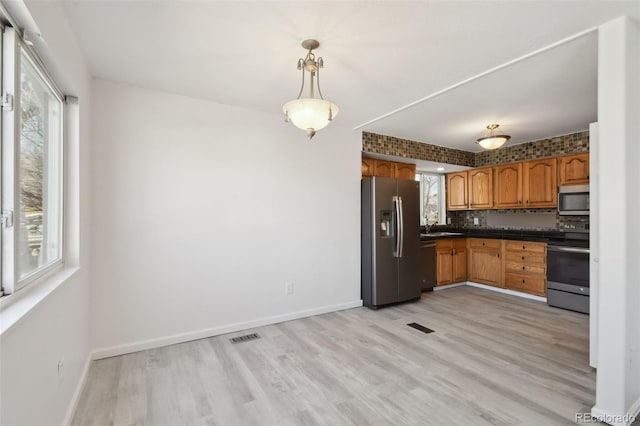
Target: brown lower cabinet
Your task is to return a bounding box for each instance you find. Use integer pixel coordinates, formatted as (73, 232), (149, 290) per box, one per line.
(503, 240), (547, 296)
(434, 237), (547, 296)
(504, 274), (546, 296)
(467, 238), (503, 287)
(436, 238), (467, 286)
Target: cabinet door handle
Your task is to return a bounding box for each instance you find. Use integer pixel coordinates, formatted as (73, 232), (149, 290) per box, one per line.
(522, 245), (526, 250)
(522, 279), (525, 283)
(518, 200), (522, 204)
(522, 256), (525, 260)
(522, 266), (525, 270)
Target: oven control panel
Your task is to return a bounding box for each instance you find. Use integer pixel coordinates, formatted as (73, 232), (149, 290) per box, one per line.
(559, 221), (589, 233)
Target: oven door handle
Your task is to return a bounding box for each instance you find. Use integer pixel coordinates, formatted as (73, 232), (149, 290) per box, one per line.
(547, 245), (590, 254)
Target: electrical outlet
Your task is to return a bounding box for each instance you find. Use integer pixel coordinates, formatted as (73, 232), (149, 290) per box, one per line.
(285, 282), (294, 295)
(447, 217), (451, 225)
(473, 217), (479, 226)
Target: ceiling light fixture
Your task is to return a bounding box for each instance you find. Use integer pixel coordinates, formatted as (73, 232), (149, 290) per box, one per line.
(283, 39), (339, 139)
(476, 124), (511, 150)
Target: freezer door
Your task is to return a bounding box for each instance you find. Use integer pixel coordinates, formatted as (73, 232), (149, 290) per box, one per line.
(396, 179), (421, 302)
(371, 177), (399, 306)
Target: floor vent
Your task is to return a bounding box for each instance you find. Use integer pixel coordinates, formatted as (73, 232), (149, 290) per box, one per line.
(407, 323), (434, 334)
(230, 333), (260, 344)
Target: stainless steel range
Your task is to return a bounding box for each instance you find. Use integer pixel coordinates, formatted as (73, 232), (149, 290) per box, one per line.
(546, 223), (589, 314)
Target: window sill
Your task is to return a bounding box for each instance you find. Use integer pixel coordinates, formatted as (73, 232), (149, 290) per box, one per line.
(0, 265), (81, 336)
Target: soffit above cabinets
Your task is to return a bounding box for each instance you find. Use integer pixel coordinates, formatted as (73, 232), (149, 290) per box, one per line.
(363, 153), (471, 174)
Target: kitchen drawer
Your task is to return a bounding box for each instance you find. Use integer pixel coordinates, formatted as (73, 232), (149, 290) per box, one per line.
(505, 273), (546, 296)
(504, 241), (546, 254)
(468, 238), (502, 250)
(505, 252), (546, 265)
(505, 262), (546, 275)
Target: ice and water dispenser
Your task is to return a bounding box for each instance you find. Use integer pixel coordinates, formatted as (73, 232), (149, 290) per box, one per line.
(380, 210), (393, 238)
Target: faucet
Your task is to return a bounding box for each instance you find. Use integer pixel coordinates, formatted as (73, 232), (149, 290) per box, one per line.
(424, 221), (433, 234)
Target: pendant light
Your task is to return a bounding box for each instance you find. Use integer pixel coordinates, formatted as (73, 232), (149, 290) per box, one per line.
(476, 124), (511, 150)
(283, 39), (339, 139)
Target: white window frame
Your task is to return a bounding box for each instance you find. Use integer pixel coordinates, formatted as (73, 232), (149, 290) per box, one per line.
(1, 26), (65, 296)
(415, 171), (446, 226)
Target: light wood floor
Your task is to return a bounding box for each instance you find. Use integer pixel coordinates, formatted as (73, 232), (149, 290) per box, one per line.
(73, 286), (595, 425)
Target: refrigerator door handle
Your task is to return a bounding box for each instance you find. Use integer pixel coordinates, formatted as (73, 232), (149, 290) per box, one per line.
(398, 196), (404, 258)
(393, 196), (401, 258)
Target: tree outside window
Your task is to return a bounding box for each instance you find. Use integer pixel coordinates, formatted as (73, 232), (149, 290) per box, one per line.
(416, 172), (445, 227)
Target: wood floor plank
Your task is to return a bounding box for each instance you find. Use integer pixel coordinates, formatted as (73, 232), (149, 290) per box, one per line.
(73, 286), (595, 425)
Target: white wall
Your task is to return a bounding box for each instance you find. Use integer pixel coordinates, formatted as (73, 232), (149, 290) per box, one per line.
(0, 1), (92, 425)
(589, 121), (599, 368)
(91, 80), (361, 356)
(593, 16), (640, 426)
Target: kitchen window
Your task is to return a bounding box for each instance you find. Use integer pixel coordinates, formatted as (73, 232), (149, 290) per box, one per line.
(415, 172), (446, 226)
(1, 26), (65, 296)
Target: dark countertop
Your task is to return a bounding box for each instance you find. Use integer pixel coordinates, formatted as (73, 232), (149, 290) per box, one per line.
(420, 227), (589, 247)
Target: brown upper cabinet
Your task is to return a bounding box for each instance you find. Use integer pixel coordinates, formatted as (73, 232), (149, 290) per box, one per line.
(523, 158), (557, 208)
(446, 171), (469, 210)
(493, 163), (523, 208)
(372, 159), (395, 178)
(361, 157), (416, 180)
(394, 162), (417, 180)
(447, 155), (566, 211)
(558, 153), (589, 185)
(361, 157), (374, 178)
(468, 167), (493, 209)
(447, 168), (493, 210)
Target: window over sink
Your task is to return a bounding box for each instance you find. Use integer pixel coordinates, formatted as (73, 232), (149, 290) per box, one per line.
(415, 172), (446, 227)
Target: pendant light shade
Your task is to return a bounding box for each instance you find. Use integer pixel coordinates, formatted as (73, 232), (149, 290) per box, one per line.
(283, 39), (339, 139)
(476, 124), (511, 150)
(283, 98), (339, 139)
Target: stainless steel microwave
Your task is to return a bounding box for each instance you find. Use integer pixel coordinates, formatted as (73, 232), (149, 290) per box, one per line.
(558, 185), (589, 215)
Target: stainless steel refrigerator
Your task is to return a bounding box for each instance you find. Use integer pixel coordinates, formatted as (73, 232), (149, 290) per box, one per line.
(361, 176), (421, 308)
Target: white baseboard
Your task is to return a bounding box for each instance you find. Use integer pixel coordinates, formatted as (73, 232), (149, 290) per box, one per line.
(433, 281), (547, 302)
(465, 282), (547, 302)
(591, 404), (639, 426)
(432, 283), (466, 291)
(92, 299), (363, 360)
(63, 354), (92, 425)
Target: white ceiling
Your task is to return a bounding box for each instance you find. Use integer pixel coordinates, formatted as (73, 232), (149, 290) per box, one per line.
(59, 1), (640, 152)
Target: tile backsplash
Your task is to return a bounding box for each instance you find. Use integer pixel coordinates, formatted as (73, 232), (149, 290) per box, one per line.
(474, 130), (589, 167)
(448, 210), (590, 231)
(362, 130), (589, 168)
(449, 209), (557, 230)
(362, 132), (475, 166)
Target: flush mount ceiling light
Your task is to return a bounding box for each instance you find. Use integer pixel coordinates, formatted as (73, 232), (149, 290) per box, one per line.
(283, 39), (339, 139)
(476, 124), (511, 150)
